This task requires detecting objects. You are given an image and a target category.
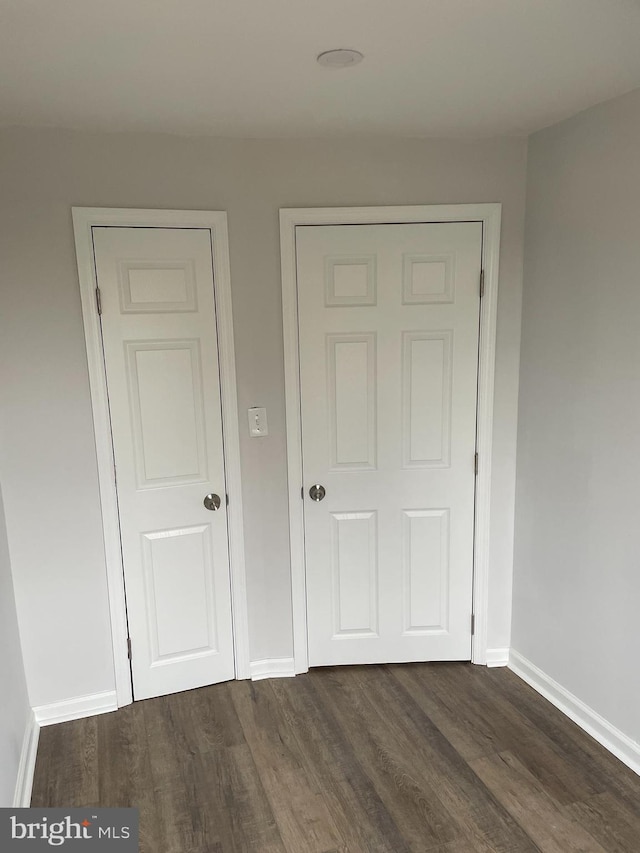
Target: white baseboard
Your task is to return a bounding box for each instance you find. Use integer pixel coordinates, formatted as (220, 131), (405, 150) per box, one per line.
(250, 657), (296, 681)
(509, 649), (640, 777)
(34, 690), (118, 727)
(485, 647), (510, 668)
(13, 710), (39, 807)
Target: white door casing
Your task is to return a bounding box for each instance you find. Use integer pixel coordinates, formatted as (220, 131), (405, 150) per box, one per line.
(281, 205), (501, 672)
(298, 222), (481, 665)
(73, 209), (250, 706)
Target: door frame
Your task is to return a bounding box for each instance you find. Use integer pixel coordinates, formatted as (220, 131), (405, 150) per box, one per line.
(280, 203), (501, 672)
(72, 207), (251, 706)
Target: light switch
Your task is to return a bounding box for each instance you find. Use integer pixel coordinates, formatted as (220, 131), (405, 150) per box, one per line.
(248, 407), (268, 437)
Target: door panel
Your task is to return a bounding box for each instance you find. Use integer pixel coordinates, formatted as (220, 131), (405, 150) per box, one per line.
(402, 331), (452, 467)
(141, 524), (218, 660)
(126, 339), (208, 486)
(297, 222), (482, 666)
(93, 227), (235, 699)
(327, 333), (377, 469)
(402, 508), (449, 633)
(332, 510), (379, 636)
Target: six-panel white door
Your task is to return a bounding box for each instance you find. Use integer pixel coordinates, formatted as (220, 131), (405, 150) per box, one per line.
(297, 222), (482, 666)
(93, 227), (235, 700)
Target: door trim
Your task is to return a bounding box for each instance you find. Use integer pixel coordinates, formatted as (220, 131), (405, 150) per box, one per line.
(280, 204), (501, 672)
(72, 207), (251, 706)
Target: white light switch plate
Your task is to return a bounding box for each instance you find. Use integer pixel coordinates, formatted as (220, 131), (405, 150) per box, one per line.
(248, 407), (268, 437)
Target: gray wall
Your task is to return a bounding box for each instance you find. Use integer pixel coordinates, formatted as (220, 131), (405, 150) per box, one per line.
(0, 482), (30, 806)
(513, 88), (640, 742)
(0, 129), (527, 706)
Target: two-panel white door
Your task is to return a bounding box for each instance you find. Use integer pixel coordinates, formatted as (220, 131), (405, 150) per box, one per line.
(93, 227), (235, 700)
(297, 222), (482, 666)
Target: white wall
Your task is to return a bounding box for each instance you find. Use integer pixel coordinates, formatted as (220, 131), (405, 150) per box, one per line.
(513, 88), (640, 742)
(0, 129), (526, 706)
(0, 481), (30, 806)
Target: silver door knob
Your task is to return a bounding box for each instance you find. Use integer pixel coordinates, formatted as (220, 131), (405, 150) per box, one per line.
(309, 484), (326, 502)
(203, 493), (221, 511)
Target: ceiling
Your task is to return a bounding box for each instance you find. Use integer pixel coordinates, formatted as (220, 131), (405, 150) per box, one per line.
(1, 0), (640, 138)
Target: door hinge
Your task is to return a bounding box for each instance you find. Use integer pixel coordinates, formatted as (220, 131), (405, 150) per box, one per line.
(471, 613), (475, 636)
(226, 493), (229, 507)
(95, 287), (102, 315)
(301, 486), (304, 500)
(127, 637), (132, 660)
(479, 269), (485, 298)
(474, 452), (479, 475)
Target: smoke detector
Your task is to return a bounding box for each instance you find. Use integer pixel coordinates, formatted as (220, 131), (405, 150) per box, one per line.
(317, 49), (364, 68)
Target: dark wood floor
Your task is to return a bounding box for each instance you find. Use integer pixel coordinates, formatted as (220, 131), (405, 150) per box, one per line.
(31, 663), (640, 852)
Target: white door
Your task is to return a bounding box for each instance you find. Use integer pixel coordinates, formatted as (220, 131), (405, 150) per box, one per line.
(297, 222), (482, 666)
(93, 227), (235, 700)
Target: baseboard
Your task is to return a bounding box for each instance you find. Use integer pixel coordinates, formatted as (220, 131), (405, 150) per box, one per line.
(12, 710), (39, 807)
(509, 649), (640, 776)
(33, 690), (118, 727)
(250, 657), (296, 681)
(485, 647), (510, 668)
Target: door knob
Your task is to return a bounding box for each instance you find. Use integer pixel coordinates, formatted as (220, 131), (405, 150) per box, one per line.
(309, 484), (326, 502)
(203, 493), (222, 511)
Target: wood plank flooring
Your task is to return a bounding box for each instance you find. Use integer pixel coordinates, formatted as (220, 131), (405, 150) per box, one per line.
(31, 663), (640, 852)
